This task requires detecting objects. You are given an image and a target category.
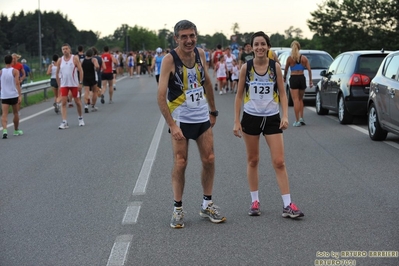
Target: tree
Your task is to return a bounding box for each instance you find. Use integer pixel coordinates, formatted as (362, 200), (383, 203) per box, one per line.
(307, 0), (399, 56)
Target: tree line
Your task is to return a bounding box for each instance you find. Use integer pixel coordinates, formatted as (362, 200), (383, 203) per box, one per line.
(0, 0), (398, 61)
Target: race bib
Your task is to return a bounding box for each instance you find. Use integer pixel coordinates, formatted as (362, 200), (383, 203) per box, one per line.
(186, 87), (207, 108)
(249, 81), (274, 100)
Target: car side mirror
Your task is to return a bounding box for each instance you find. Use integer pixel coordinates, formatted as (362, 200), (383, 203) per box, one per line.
(320, 70), (327, 77)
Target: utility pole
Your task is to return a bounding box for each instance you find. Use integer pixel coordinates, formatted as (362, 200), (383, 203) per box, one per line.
(38, 0), (42, 73)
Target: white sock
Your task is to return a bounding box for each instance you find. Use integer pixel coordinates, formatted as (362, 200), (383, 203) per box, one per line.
(202, 200), (212, 209)
(282, 194), (291, 208)
(250, 191), (259, 202)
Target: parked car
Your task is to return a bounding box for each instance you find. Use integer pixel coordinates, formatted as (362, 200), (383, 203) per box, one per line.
(316, 50), (391, 124)
(367, 50), (399, 140)
(279, 50), (333, 106)
(271, 47), (291, 58)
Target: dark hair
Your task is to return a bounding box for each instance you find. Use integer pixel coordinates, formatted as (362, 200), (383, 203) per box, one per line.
(91, 47), (98, 55)
(52, 54), (59, 62)
(85, 49), (93, 57)
(4, 54), (12, 64)
(217, 44), (222, 49)
(174, 20), (197, 37)
(78, 45), (84, 52)
(250, 31), (271, 47)
(104, 46), (109, 52)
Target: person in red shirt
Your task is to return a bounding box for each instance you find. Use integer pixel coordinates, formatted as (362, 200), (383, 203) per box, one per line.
(11, 53), (26, 113)
(100, 46), (118, 104)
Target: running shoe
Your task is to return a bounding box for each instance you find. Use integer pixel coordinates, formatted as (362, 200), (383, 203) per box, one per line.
(58, 121), (69, 129)
(78, 118), (85, 127)
(214, 84), (218, 91)
(199, 202), (226, 223)
(100, 95), (105, 104)
(282, 203), (304, 218)
(91, 106), (98, 112)
(2, 129), (7, 139)
(248, 200), (261, 216)
(299, 118), (306, 125)
(13, 129), (24, 136)
(53, 102), (59, 114)
(293, 121), (301, 127)
(219, 91), (223, 95)
(109, 100), (113, 104)
(84, 105), (89, 113)
(170, 207), (185, 229)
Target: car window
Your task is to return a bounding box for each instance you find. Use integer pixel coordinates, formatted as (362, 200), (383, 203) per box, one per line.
(328, 55), (342, 74)
(383, 55), (399, 81)
(336, 55), (351, 74)
(356, 55), (386, 75)
(307, 54), (333, 69)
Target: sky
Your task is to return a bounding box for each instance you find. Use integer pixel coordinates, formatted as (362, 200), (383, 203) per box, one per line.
(1, 0), (324, 40)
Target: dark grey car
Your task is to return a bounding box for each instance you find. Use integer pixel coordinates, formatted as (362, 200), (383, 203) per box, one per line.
(368, 50), (399, 140)
(316, 50), (390, 124)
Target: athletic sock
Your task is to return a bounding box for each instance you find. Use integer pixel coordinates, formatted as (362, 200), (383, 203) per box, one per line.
(282, 194), (291, 208)
(202, 195), (212, 209)
(250, 191), (259, 202)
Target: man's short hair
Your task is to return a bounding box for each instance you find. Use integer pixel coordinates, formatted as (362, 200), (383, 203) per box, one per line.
(104, 46), (109, 52)
(78, 45), (84, 52)
(174, 20), (197, 37)
(85, 49), (93, 57)
(4, 54), (12, 64)
(62, 43), (71, 49)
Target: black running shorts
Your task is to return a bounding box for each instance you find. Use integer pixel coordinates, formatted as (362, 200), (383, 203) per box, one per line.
(169, 121), (211, 140)
(289, 75), (306, 90)
(241, 112), (282, 135)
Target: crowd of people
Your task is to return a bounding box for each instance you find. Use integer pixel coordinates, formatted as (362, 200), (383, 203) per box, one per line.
(2, 20), (310, 229)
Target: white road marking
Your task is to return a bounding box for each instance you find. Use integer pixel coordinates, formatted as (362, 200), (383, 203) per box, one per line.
(132, 116), (165, 195)
(106, 235), (133, 266)
(307, 106), (399, 150)
(122, 202), (142, 225)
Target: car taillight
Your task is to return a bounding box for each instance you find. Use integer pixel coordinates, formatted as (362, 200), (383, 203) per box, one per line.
(349, 74), (370, 86)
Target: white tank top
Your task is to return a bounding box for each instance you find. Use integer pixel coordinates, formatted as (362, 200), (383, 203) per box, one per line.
(0, 67), (19, 99)
(216, 62), (227, 78)
(60, 55), (78, 87)
(50, 62), (57, 79)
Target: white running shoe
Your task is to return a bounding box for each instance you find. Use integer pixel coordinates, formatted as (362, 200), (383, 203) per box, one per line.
(59, 121), (69, 129)
(79, 118), (85, 126)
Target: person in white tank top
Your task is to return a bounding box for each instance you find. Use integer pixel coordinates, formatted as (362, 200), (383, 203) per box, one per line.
(55, 43), (85, 129)
(1, 54), (23, 138)
(214, 55), (227, 94)
(233, 31), (304, 219)
(47, 54), (61, 114)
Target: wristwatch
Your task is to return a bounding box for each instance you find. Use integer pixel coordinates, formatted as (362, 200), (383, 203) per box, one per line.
(209, 110), (219, 117)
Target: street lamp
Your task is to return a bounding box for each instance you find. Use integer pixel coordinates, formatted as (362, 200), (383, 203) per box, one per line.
(38, 0), (42, 73)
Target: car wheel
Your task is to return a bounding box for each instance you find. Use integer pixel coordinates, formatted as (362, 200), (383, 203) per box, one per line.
(287, 87), (293, 107)
(338, 94), (353, 124)
(316, 90), (329, 115)
(368, 103), (388, 141)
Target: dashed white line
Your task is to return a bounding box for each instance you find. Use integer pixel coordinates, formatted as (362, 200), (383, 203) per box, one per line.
(306, 106), (399, 150)
(106, 235), (133, 266)
(122, 202), (142, 225)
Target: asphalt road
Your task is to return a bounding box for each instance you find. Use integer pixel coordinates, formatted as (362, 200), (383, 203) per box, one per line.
(1, 71), (398, 266)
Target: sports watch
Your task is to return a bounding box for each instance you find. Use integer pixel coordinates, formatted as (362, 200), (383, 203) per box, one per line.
(209, 110), (219, 117)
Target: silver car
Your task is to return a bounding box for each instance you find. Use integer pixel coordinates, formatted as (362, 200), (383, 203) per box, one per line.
(368, 50), (399, 140)
(278, 50), (333, 106)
